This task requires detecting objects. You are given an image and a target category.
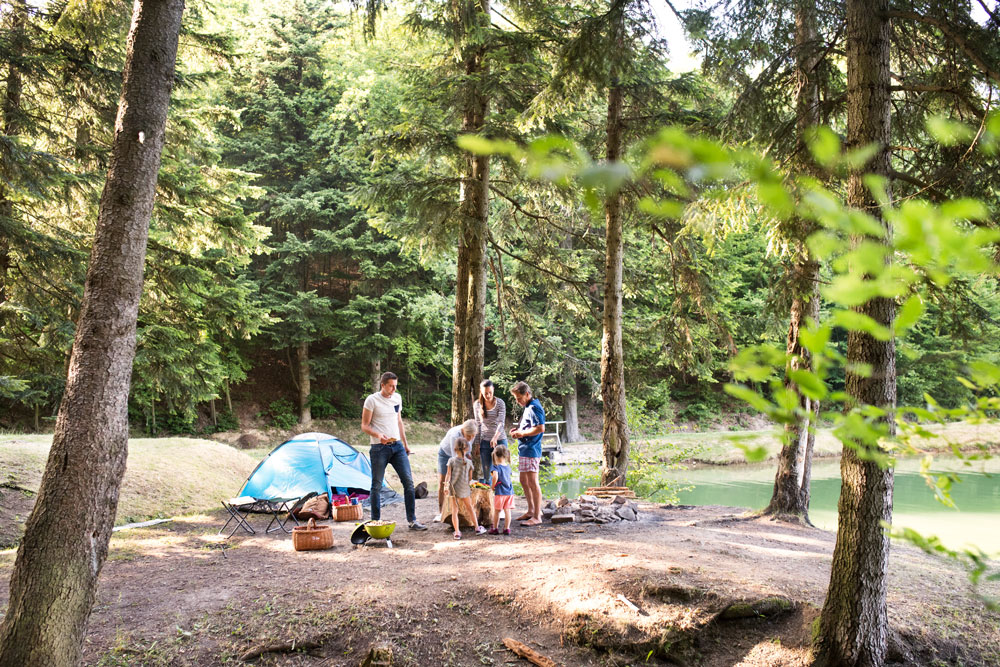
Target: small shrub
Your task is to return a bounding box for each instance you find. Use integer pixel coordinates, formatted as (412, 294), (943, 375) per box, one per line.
(676, 392), (725, 426)
(409, 390), (450, 420)
(161, 411), (196, 435)
(308, 390), (336, 419)
(625, 440), (697, 504)
(203, 410), (239, 434)
(265, 399), (297, 430)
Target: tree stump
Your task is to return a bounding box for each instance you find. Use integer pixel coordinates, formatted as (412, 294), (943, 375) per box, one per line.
(441, 487), (494, 528)
(360, 642), (392, 666)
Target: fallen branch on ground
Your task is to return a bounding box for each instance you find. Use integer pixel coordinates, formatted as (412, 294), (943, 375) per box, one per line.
(239, 638), (324, 662)
(503, 637), (560, 667)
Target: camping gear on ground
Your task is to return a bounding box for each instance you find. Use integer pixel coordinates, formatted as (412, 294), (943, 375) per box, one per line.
(440, 487), (494, 528)
(334, 503), (363, 521)
(330, 492), (369, 506)
(364, 520), (396, 539)
(364, 520), (396, 548)
(237, 432), (401, 508)
(297, 495), (331, 520)
(219, 496), (300, 538)
(350, 522), (371, 546)
(292, 518), (333, 551)
(414, 481), (428, 499)
(351, 520), (396, 548)
(288, 491), (318, 518)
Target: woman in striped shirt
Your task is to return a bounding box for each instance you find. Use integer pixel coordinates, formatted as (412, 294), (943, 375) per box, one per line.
(473, 379), (507, 484)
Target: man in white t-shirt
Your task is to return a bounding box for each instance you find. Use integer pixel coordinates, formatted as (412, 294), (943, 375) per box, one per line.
(361, 371), (426, 530)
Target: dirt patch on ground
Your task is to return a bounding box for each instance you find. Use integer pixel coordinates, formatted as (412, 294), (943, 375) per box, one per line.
(0, 499), (997, 666)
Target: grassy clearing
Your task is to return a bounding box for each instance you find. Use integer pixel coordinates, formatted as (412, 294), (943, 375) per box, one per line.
(0, 436), (257, 525)
(4, 420), (994, 528)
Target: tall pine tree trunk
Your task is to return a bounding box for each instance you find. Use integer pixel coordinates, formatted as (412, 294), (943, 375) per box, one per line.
(0, 0), (26, 312)
(559, 234), (581, 445)
(297, 341), (311, 425)
(765, 0), (823, 522)
(0, 2), (185, 663)
(815, 0), (895, 663)
(451, 234), (471, 423)
(563, 380), (580, 443)
(451, 0), (490, 445)
(767, 263), (819, 519)
(371, 357), (381, 393)
(600, 70), (630, 487)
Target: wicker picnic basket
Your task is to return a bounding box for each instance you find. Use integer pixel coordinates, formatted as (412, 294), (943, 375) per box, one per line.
(333, 503), (363, 522)
(292, 518), (333, 551)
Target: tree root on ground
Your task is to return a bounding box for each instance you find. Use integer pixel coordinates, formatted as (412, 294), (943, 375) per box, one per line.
(562, 594), (796, 665)
(238, 637), (325, 662)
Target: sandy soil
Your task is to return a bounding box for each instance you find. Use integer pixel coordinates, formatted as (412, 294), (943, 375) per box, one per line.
(1, 497), (996, 666)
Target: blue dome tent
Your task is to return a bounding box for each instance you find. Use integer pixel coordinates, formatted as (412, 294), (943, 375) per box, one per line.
(238, 432), (399, 506)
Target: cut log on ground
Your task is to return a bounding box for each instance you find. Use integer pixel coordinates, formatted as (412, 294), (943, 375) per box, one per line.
(239, 638), (323, 661)
(440, 487), (494, 528)
(586, 486), (636, 498)
(503, 637), (560, 667)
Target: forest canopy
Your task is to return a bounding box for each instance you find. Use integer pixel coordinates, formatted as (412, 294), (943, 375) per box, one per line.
(1, 0), (998, 437)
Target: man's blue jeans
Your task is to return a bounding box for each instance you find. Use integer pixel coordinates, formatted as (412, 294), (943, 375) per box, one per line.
(369, 441), (416, 523)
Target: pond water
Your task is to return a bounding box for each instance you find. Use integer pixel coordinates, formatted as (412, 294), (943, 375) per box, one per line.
(542, 455), (1000, 555)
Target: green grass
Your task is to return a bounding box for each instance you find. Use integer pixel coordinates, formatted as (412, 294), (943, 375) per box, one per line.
(0, 435), (258, 525)
(5, 420), (992, 529)
(0, 419), (451, 528)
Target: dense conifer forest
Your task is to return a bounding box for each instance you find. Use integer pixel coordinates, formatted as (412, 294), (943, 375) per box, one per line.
(2, 1), (999, 664)
(3, 0), (995, 438)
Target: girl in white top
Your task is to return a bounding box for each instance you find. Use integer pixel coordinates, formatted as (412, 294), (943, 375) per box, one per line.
(434, 419), (477, 521)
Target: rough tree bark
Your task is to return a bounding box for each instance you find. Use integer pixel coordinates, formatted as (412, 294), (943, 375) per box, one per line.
(371, 357), (381, 393)
(458, 0), (490, 479)
(559, 233), (581, 445)
(297, 341), (311, 424)
(451, 234), (471, 422)
(451, 0), (490, 474)
(0, 1), (185, 664)
(563, 379), (581, 444)
(599, 32), (630, 487)
(765, 0), (824, 523)
(815, 0), (895, 663)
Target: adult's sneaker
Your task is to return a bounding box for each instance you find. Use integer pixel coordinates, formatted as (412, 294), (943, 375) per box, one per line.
(409, 521), (428, 531)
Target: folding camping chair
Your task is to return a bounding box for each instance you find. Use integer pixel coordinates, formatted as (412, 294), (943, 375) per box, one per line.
(219, 496), (301, 538)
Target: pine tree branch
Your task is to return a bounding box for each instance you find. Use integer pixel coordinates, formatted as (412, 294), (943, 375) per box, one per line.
(888, 10), (1000, 85)
(974, 0), (999, 26)
(487, 234), (600, 320)
(489, 185), (601, 250)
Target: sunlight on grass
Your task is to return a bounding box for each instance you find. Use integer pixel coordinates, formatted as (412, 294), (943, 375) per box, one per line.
(0, 436), (258, 526)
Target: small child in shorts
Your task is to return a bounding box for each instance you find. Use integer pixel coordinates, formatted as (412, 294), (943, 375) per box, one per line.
(445, 438), (486, 539)
(488, 444), (514, 535)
